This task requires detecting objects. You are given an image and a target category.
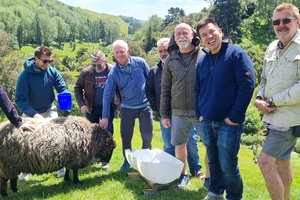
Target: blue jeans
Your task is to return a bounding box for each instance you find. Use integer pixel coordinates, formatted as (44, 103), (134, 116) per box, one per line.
(201, 119), (243, 200)
(159, 119), (201, 174)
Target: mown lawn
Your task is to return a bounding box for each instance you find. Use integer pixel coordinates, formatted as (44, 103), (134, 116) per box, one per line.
(5, 118), (300, 200)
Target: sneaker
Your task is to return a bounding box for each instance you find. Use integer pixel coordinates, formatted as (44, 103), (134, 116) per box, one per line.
(204, 177), (210, 190)
(203, 194), (225, 200)
(57, 168), (65, 177)
(194, 171), (206, 180)
(177, 174), (190, 188)
(120, 160), (131, 172)
(19, 173), (30, 181)
(101, 162), (110, 171)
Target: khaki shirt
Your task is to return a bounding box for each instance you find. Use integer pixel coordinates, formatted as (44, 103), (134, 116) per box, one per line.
(258, 30), (300, 127)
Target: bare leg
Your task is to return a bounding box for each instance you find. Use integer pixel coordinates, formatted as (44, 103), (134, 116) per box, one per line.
(176, 143), (187, 174)
(277, 159), (293, 200)
(258, 152), (285, 200)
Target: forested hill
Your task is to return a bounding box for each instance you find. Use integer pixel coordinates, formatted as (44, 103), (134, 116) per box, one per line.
(0, 0), (131, 48)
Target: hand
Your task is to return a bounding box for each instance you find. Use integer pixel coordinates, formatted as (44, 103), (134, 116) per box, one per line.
(255, 99), (276, 113)
(100, 118), (108, 129)
(33, 114), (44, 119)
(225, 117), (238, 125)
(162, 118), (171, 128)
(80, 105), (89, 113)
(199, 116), (203, 121)
(18, 123), (35, 133)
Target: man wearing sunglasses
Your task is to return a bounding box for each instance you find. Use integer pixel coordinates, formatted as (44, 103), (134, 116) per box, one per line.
(74, 50), (118, 170)
(15, 46), (69, 180)
(255, 3), (300, 200)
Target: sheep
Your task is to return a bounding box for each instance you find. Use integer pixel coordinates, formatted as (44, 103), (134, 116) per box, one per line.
(0, 116), (116, 197)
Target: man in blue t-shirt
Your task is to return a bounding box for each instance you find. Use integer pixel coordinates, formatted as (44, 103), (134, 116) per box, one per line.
(74, 50), (116, 170)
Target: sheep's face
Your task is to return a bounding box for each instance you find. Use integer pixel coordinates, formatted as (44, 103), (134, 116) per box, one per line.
(92, 126), (116, 159)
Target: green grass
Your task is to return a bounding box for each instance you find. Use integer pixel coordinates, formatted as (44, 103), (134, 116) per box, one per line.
(5, 119), (300, 199)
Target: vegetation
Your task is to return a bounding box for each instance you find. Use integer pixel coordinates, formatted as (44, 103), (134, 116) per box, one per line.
(2, 119), (300, 200)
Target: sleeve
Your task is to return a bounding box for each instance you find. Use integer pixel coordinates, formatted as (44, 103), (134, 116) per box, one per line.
(160, 59), (172, 119)
(102, 71), (116, 118)
(0, 85), (23, 127)
(228, 51), (255, 123)
(15, 72), (37, 117)
(145, 69), (157, 111)
(194, 61), (201, 118)
(74, 71), (86, 108)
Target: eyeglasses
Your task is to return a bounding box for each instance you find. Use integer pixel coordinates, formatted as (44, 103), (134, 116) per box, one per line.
(38, 57), (53, 64)
(272, 18), (296, 26)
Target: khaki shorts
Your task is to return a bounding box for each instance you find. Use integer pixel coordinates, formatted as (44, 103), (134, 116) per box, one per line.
(262, 128), (297, 160)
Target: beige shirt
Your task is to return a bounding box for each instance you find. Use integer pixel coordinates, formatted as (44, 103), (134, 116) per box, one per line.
(258, 30), (300, 127)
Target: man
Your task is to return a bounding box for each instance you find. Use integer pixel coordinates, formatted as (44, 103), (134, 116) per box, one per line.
(255, 3), (300, 200)
(145, 37), (204, 179)
(74, 50), (116, 170)
(195, 18), (255, 200)
(15, 46), (69, 180)
(100, 40), (153, 171)
(160, 23), (203, 188)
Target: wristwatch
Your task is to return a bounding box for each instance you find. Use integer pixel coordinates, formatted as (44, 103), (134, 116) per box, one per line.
(267, 97), (275, 107)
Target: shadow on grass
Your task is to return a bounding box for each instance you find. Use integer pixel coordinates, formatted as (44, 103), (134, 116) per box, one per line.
(5, 165), (207, 200)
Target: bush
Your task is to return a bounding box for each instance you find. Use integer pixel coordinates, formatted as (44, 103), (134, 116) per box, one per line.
(241, 133), (265, 146)
(243, 104), (263, 135)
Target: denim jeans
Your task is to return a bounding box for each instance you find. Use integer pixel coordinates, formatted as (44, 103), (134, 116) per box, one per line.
(200, 119), (244, 200)
(159, 118), (201, 174)
(86, 106), (114, 163)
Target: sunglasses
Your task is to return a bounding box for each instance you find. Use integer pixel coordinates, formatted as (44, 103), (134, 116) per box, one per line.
(272, 18), (295, 26)
(38, 57), (53, 64)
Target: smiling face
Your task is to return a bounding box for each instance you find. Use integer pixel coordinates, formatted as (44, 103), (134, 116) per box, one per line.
(174, 23), (194, 53)
(113, 43), (129, 66)
(272, 8), (299, 46)
(198, 23), (223, 54)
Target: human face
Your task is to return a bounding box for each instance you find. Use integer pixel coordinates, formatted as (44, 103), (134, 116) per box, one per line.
(158, 42), (169, 63)
(35, 55), (52, 70)
(92, 59), (106, 69)
(272, 9), (299, 46)
(174, 24), (193, 52)
(113, 44), (129, 66)
(198, 23), (222, 54)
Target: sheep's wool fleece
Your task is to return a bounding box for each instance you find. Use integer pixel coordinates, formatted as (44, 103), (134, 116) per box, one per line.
(0, 116), (115, 178)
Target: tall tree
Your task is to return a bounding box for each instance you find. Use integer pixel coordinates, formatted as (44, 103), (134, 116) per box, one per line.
(163, 7), (185, 26)
(16, 22), (23, 49)
(35, 13), (42, 45)
(209, 0), (243, 40)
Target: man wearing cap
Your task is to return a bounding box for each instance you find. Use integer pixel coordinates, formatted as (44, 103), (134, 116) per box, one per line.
(74, 50), (117, 170)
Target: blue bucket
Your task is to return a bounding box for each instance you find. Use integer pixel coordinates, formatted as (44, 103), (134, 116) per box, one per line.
(57, 92), (72, 110)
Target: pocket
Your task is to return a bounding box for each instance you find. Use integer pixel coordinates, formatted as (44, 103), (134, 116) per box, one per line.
(293, 126), (300, 137)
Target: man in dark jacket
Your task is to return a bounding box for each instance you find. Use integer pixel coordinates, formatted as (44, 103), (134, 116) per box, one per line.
(74, 50), (116, 170)
(145, 37), (204, 179)
(160, 23), (203, 188)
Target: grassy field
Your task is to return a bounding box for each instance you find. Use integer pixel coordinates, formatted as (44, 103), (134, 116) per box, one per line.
(5, 119), (300, 200)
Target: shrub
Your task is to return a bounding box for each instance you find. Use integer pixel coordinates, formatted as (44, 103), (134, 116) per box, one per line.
(244, 104), (263, 135)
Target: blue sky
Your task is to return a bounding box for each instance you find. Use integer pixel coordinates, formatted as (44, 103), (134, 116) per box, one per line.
(58, 0), (210, 20)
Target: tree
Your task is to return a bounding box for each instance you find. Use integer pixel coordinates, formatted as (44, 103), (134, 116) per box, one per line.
(209, 0), (243, 40)
(163, 7), (185, 27)
(35, 13), (42, 45)
(0, 29), (13, 57)
(16, 23), (23, 49)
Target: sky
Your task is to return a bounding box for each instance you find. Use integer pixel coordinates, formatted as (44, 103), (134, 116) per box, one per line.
(58, 0), (210, 21)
